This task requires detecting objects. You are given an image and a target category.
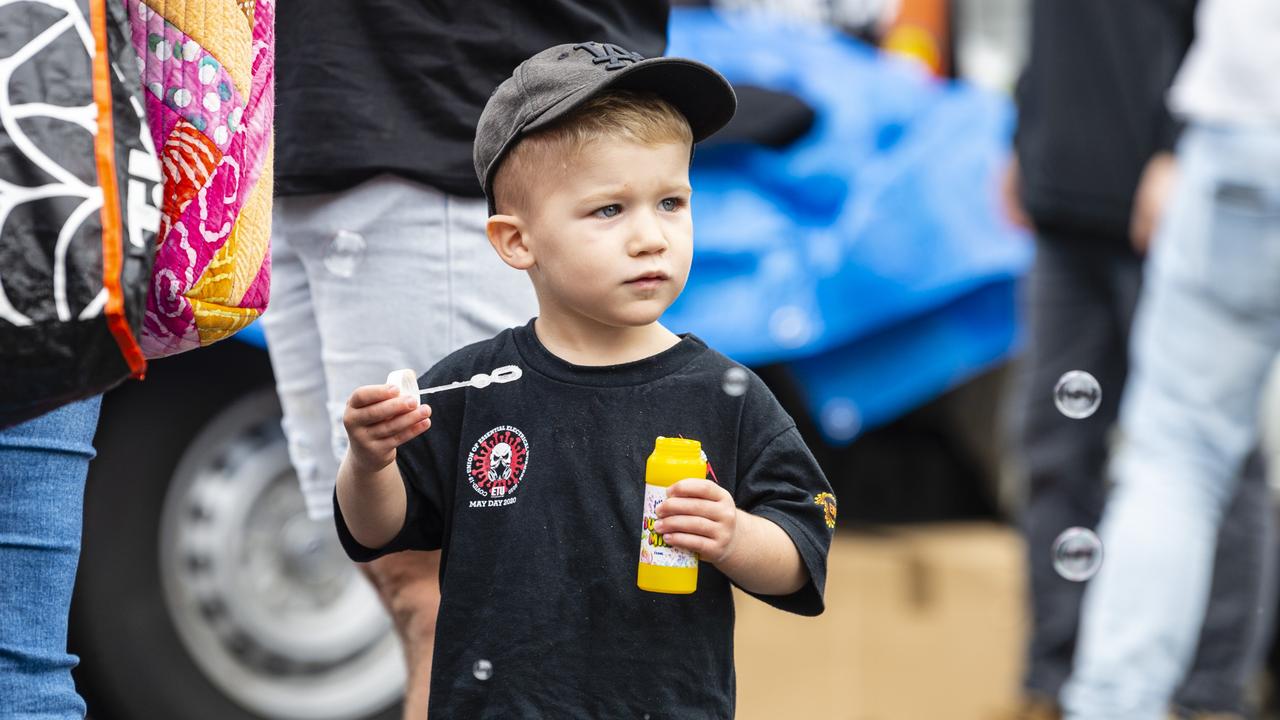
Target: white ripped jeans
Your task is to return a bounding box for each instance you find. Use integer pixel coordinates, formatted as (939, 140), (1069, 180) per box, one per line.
(261, 174), (537, 518)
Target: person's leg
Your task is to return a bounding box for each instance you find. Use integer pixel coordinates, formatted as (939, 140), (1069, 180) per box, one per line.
(1063, 124), (1280, 720)
(261, 197), (342, 521)
(1010, 237), (1135, 703)
(1174, 451), (1276, 717)
(285, 175), (536, 718)
(357, 551), (440, 719)
(0, 396), (102, 719)
(1094, 241), (1273, 718)
(265, 190), (440, 715)
(1099, 233), (1277, 720)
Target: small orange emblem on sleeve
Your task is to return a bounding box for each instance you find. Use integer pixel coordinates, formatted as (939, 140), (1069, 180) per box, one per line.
(813, 492), (837, 530)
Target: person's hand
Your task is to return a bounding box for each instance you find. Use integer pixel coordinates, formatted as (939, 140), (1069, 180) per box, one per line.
(341, 385), (432, 476)
(1001, 154), (1033, 231)
(654, 479), (739, 564)
(1130, 151), (1178, 254)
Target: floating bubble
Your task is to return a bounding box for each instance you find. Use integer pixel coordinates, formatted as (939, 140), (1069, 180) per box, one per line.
(472, 659), (493, 681)
(1054, 370), (1101, 419)
(820, 398), (862, 443)
(323, 230), (366, 278)
(722, 367), (750, 397)
(1052, 527), (1103, 582)
(769, 306), (813, 348)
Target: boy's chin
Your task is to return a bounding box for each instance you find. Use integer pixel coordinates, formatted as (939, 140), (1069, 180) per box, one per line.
(591, 304), (670, 329)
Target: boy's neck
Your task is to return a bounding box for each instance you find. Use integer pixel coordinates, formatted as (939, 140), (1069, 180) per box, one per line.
(532, 312), (680, 367)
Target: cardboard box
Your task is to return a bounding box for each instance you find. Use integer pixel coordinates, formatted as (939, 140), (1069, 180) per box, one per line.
(735, 523), (1026, 719)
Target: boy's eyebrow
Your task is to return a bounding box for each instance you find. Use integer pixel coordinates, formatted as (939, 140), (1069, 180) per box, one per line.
(577, 183), (694, 205)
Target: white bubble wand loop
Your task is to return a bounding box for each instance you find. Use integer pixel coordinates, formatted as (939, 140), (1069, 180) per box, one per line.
(386, 365), (523, 404)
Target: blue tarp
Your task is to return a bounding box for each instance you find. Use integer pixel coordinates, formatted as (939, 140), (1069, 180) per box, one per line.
(241, 8), (1031, 444)
(663, 8), (1031, 442)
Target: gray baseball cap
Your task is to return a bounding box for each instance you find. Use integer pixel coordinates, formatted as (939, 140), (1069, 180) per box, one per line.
(474, 41), (738, 215)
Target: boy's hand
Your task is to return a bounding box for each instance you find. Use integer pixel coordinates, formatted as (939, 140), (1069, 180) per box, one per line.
(342, 384), (432, 475)
(654, 479), (738, 564)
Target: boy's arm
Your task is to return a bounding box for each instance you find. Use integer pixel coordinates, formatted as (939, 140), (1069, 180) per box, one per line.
(336, 455), (410, 551)
(718, 510), (808, 595)
(656, 480), (809, 596)
(335, 384), (433, 551)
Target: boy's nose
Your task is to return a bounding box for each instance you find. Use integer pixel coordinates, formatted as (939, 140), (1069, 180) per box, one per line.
(627, 212), (669, 256)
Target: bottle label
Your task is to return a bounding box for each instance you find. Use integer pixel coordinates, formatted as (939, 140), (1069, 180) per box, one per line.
(638, 483), (698, 569)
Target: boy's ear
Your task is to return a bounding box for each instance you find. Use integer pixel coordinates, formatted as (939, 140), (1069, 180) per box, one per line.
(486, 214), (535, 270)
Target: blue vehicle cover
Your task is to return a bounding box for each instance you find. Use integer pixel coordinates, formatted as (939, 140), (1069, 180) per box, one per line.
(240, 9), (1030, 444)
(663, 8), (1031, 442)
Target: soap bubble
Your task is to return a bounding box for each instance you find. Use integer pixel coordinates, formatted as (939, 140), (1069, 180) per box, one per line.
(820, 398), (861, 443)
(769, 306), (813, 348)
(722, 367), (750, 397)
(1052, 527), (1103, 582)
(470, 373), (491, 389)
(472, 658), (493, 681)
(1054, 371), (1101, 419)
(323, 230), (366, 278)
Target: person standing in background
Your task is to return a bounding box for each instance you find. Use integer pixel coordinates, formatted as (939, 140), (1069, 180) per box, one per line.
(265, 3), (670, 716)
(1002, 1), (1275, 718)
(1062, 1), (1280, 718)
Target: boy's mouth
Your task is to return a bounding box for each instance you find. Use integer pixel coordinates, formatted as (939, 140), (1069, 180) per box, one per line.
(624, 271), (669, 286)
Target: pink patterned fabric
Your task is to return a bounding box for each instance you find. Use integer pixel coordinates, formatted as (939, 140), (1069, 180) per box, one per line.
(130, 0), (275, 358)
(130, 12), (243, 151)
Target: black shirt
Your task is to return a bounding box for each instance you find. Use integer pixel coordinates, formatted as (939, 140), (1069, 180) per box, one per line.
(335, 320), (834, 719)
(1015, 0), (1196, 241)
(274, 1), (670, 197)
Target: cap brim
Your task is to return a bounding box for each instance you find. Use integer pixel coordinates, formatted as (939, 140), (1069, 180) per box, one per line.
(524, 57), (737, 144)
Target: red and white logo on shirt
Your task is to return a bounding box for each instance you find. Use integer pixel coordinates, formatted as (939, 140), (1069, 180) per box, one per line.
(466, 425), (529, 503)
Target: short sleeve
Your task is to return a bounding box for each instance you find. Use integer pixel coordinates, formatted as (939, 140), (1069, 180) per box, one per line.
(333, 451), (441, 562)
(332, 369), (463, 563)
(734, 426), (835, 616)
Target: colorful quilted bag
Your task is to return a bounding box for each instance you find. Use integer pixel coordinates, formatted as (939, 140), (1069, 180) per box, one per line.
(128, 0), (274, 358)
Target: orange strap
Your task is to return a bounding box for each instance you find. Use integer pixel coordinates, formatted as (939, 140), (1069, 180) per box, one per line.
(90, 0), (146, 378)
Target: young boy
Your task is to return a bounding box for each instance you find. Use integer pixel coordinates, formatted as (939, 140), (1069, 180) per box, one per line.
(335, 42), (836, 718)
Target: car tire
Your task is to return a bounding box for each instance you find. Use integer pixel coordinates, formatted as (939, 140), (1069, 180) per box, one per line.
(71, 341), (405, 720)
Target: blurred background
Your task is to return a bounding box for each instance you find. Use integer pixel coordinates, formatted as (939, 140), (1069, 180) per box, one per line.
(69, 1), (1280, 718)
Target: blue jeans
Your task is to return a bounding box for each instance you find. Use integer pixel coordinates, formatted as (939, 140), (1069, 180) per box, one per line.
(0, 396), (102, 719)
(1063, 124), (1280, 719)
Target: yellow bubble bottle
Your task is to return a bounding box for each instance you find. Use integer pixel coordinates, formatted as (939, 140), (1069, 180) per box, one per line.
(637, 437), (705, 594)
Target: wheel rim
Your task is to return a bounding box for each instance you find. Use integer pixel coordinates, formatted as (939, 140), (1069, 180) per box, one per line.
(159, 389), (404, 719)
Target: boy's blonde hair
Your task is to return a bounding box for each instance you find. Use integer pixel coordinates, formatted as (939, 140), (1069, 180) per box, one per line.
(492, 90), (694, 215)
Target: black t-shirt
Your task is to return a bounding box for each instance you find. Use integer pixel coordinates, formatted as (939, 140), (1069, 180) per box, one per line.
(274, 1), (670, 197)
(335, 320), (835, 719)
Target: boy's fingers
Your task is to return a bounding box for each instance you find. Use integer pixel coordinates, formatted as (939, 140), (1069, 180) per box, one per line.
(657, 497), (728, 520)
(661, 532), (713, 556)
(668, 478), (727, 500)
(347, 395), (419, 428)
(349, 384), (402, 410)
(386, 417), (432, 446)
(369, 405), (433, 440)
(654, 514), (719, 538)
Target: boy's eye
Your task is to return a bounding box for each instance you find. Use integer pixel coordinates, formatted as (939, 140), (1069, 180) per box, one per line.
(595, 204), (622, 218)
(659, 198), (683, 212)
